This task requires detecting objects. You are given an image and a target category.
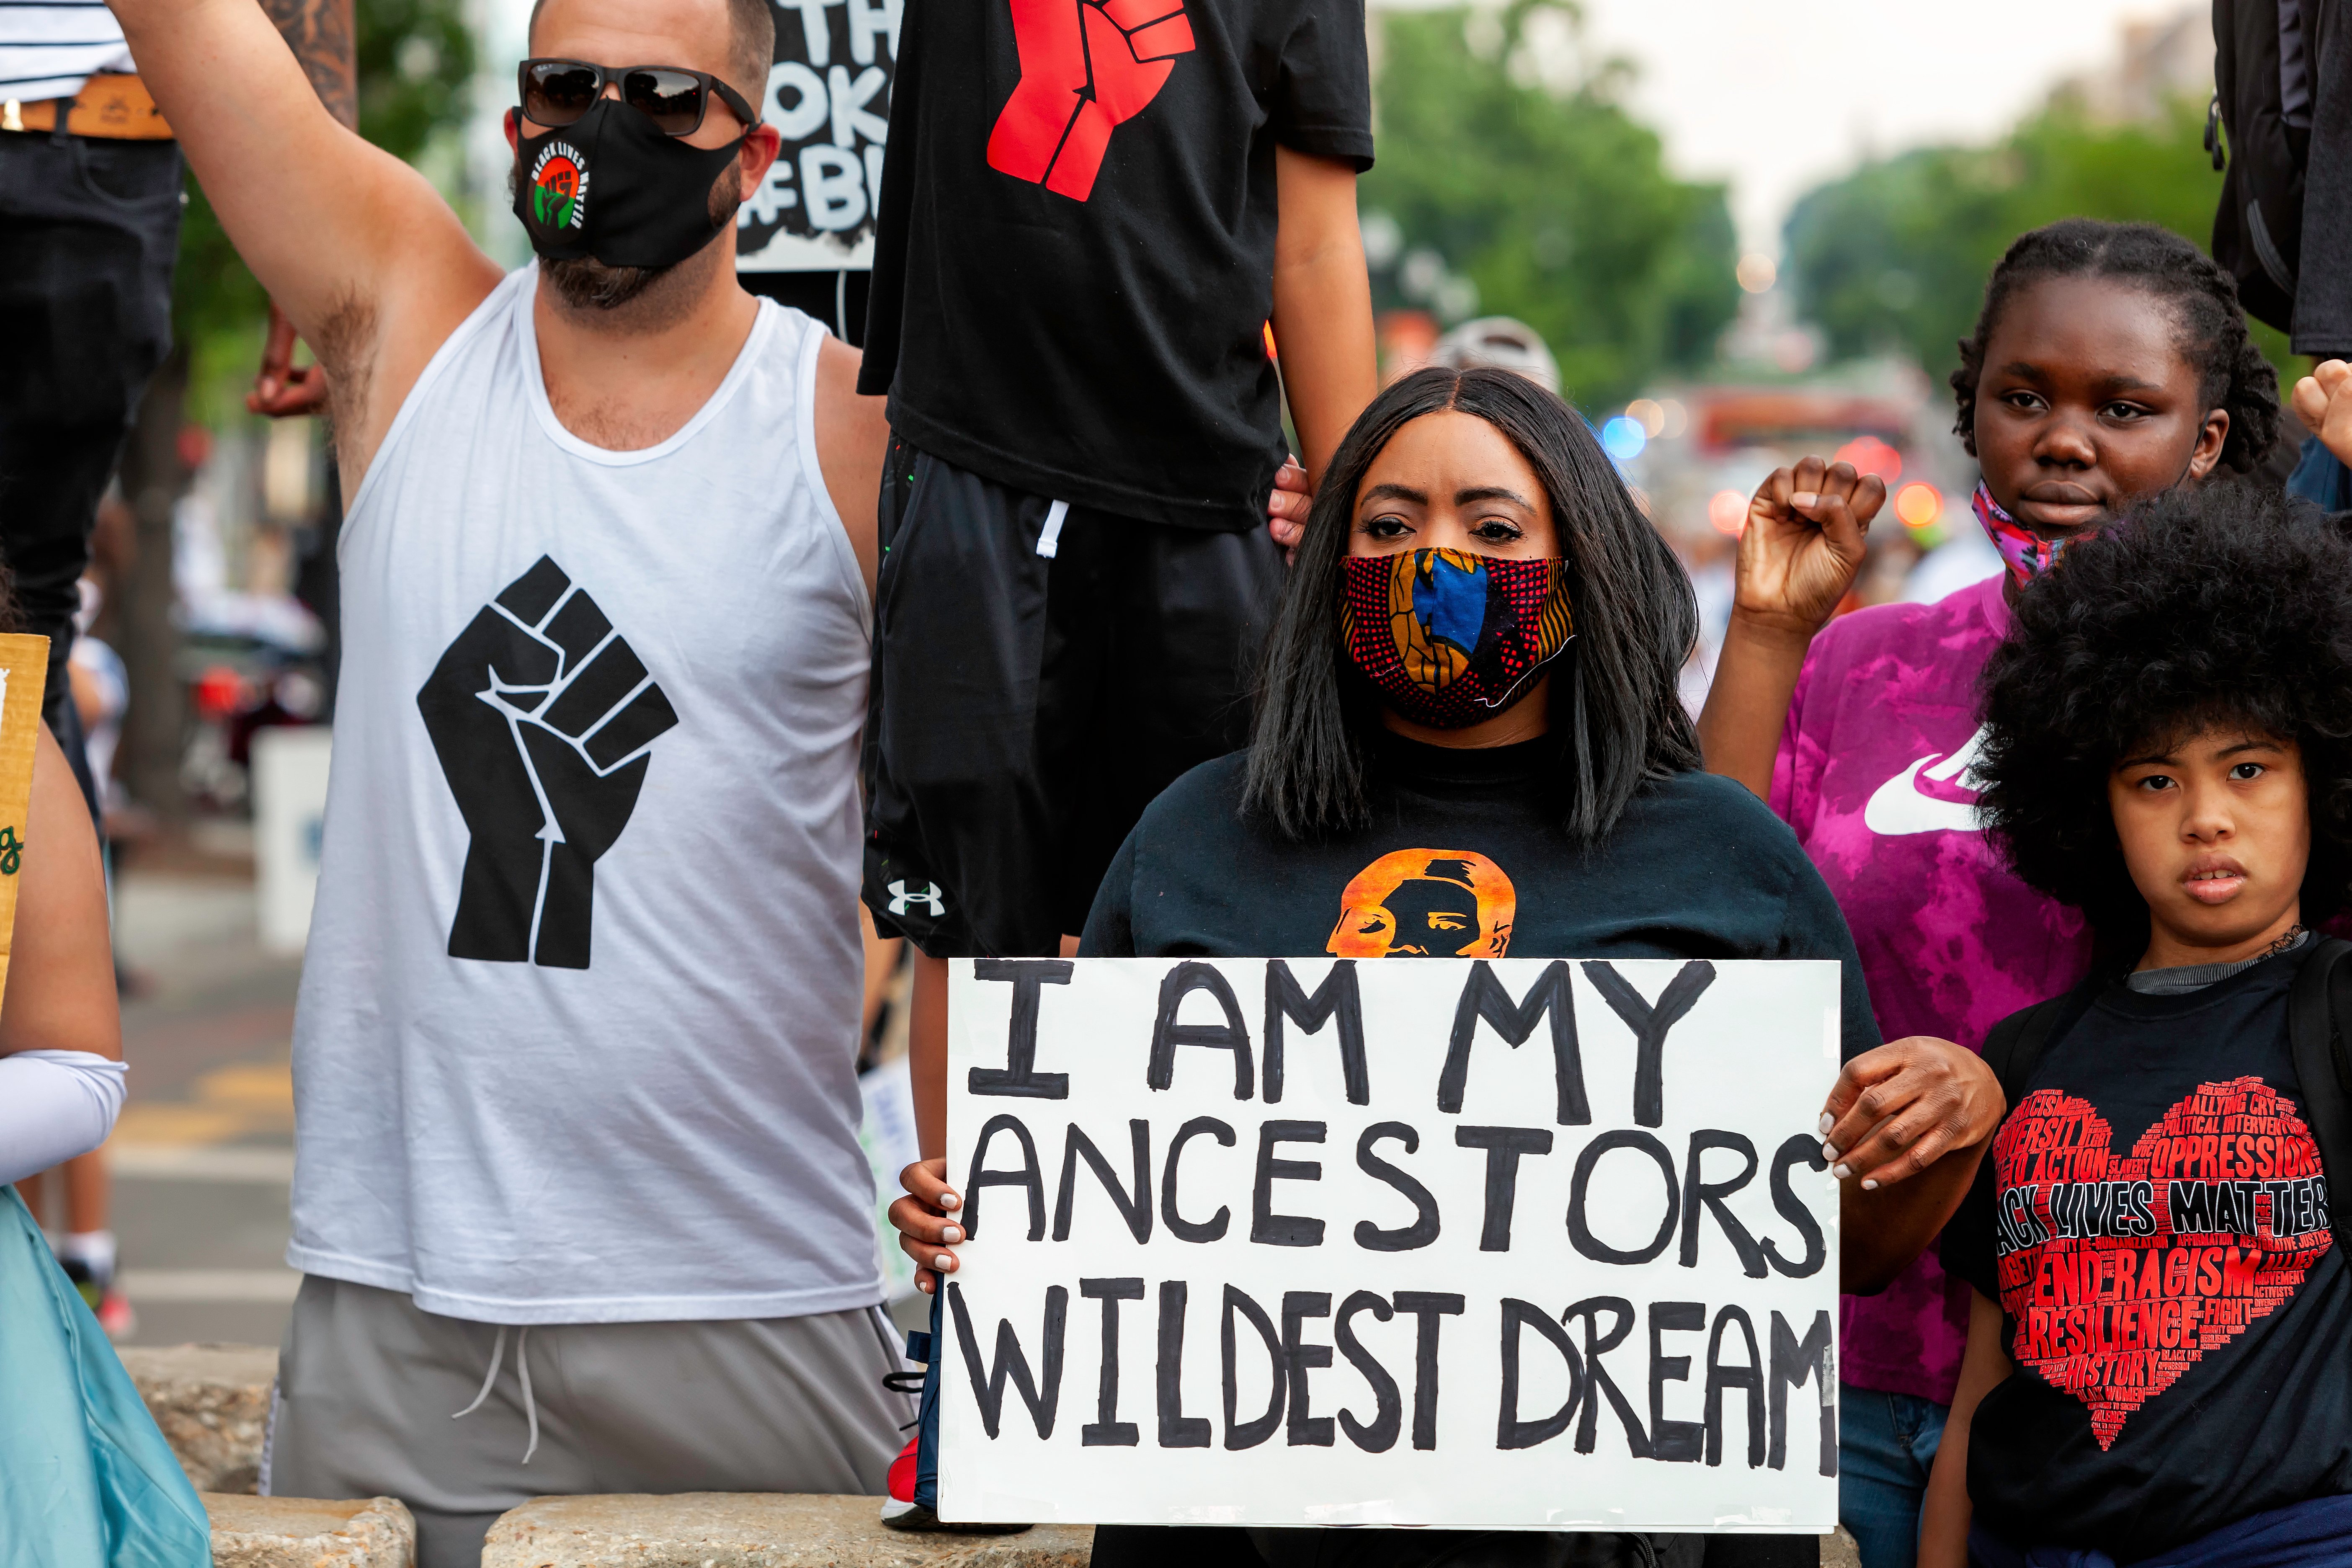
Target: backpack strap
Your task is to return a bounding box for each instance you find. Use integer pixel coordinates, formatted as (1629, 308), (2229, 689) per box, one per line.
(1979, 977), (2104, 1122)
(2285, 936), (2352, 1258)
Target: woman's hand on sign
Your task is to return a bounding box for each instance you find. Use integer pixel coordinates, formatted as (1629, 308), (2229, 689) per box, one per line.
(1733, 456), (1883, 640)
(890, 1156), (964, 1293)
(1819, 1036), (2003, 1191)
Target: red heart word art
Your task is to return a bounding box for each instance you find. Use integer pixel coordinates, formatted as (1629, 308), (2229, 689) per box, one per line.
(1992, 1076), (2331, 1449)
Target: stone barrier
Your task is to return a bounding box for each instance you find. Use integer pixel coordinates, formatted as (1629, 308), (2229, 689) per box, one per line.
(480, 1494), (1092, 1567)
(204, 1493), (415, 1568)
(121, 1343), (1861, 1568)
(120, 1343), (277, 1494)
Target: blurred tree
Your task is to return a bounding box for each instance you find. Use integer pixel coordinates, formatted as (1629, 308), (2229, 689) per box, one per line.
(1362, 0), (1739, 409)
(1783, 96), (2294, 389)
(173, 0), (477, 418)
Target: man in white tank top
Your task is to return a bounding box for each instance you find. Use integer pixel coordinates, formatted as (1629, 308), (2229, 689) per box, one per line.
(106, 0), (904, 1560)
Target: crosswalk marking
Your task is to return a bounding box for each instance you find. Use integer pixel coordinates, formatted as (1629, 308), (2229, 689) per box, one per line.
(108, 1144), (294, 1182)
(119, 1268), (301, 1303)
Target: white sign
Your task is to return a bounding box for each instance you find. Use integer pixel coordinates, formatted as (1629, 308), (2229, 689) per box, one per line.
(940, 957), (1841, 1532)
(251, 726), (333, 954)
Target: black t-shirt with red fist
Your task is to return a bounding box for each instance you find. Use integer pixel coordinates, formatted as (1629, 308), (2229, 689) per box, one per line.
(1943, 945), (2352, 1560)
(858, 0), (1372, 529)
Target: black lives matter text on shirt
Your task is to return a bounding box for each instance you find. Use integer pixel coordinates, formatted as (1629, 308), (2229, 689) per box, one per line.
(1078, 735), (1883, 1065)
(859, 0), (1373, 528)
(944, 955), (1840, 1475)
(1942, 948), (2352, 1560)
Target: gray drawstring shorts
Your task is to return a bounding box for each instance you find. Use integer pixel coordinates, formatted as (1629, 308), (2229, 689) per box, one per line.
(264, 1275), (913, 1568)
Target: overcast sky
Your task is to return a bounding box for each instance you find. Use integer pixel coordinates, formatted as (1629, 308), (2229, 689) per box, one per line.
(1552, 0), (2196, 252)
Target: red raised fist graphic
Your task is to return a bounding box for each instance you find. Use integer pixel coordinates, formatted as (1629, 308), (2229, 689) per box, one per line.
(987, 0), (1195, 201)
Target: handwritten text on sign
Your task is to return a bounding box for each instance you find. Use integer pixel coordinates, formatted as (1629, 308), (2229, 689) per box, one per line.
(939, 957), (1841, 1530)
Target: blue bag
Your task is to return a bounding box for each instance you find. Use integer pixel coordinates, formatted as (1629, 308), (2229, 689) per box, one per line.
(0, 1184), (211, 1567)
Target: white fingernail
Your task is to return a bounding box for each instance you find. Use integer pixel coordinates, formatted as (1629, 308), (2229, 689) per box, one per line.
(1822, 1143), (1840, 1161)
(1861, 1179), (1879, 1191)
(1833, 1164), (1852, 1181)
(941, 1227), (962, 1243)
(1818, 1113), (1835, 1137)
(936, 1254), (953, 1269)
(940, 1193), (960, 1209)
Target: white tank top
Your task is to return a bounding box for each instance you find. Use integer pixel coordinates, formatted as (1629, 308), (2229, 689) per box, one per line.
(289, 267), (881, 1323)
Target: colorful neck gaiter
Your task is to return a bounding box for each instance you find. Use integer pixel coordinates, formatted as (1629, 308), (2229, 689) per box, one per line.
(1973, 481), (2095, 587)
(1339, 549), (1574, 729)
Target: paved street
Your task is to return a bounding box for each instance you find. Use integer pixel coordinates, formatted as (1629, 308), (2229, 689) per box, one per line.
(107, 869), (301, 1350)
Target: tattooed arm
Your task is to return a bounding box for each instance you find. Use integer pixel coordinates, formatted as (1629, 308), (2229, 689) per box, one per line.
(108, 0), (499, 485)
(246, 0), (355, 417)
(262, 0), (355, 128)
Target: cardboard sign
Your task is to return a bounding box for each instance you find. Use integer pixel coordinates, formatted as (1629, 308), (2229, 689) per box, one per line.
(736, 0), (899, 270)
(0, 636), (49, 1004)
(940, 957), (1841, 1532)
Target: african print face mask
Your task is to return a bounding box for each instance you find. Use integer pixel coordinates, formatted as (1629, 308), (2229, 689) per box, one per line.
(1973, 482), (2094, 587)
(1338, 549), (1575, 729)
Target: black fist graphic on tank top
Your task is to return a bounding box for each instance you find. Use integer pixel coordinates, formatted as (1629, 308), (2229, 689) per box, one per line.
(417, 556), (678, 968)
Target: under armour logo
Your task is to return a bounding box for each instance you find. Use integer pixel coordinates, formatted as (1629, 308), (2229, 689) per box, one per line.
(889, 879), (946, 918)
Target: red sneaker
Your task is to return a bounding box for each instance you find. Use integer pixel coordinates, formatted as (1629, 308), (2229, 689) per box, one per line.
(93, 1287), (137, 1341)
(886, 1434), (919, 1504)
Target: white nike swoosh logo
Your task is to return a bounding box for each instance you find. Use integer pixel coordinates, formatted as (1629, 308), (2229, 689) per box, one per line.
(1862, 724), (1989, 837)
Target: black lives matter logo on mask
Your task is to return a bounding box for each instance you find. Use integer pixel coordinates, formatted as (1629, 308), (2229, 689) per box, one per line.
(418, 557), (678, 969)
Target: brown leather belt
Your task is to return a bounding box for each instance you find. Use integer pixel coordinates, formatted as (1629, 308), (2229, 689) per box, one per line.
(2, 73), (173, 140)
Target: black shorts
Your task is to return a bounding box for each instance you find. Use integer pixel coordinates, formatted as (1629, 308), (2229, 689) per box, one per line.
(861, 435), (1283, 958)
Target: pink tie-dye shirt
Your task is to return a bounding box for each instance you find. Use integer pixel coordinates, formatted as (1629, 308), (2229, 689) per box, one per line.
(1769, 573), (2094, 1404)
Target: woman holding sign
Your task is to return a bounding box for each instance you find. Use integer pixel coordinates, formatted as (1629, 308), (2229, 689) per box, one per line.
(895, 366), (2003, 1567)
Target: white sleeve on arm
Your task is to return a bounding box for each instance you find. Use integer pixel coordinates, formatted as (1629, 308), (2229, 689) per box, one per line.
(0, 1051), (127, 1184)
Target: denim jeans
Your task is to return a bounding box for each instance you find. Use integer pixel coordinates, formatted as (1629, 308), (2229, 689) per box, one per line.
(0, 127), (183, 807)
(1839, 1382), (1948, 1568)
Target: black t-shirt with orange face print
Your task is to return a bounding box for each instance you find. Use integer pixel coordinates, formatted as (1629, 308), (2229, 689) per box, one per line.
(1079, 732), (1882, 1065)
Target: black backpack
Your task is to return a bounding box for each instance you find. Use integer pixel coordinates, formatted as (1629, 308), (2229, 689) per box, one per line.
(1979, 936), (2352, 1256)
(2208, 0), (2318, 334)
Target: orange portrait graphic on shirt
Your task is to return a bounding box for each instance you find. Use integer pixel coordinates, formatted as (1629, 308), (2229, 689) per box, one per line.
(1326, 849), (1515, 959)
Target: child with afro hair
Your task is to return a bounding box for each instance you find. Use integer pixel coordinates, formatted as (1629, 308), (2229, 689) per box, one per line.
(1924, 482), (2352, 1564)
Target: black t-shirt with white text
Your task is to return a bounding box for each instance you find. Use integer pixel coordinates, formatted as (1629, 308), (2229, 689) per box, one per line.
(1942, 946), (2352, 1561)
(858, 0), (1373, 528)
(1078, 735), (1882, 1066)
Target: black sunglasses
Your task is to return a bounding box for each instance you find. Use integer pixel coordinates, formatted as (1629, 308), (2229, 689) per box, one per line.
(519, 58), (760, 138)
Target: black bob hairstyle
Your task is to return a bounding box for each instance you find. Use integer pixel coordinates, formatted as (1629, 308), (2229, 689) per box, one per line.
(1951, 219), (2280, 476)
(1243, 366), (1701, 843)
(1974, 482), (2352, 954)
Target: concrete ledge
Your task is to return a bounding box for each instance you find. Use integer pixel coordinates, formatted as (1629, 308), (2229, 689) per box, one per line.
(119, 1343), (276, 1494)
(203, 1493), (415, 1567)
(481, 1494), (1093, 1567)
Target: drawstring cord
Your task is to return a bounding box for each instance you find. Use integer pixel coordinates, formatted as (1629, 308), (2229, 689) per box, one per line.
(451, 1325), (541, 1463)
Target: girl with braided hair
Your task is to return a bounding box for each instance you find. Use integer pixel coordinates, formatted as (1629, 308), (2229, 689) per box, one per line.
(1695, 218), (2283, 1568)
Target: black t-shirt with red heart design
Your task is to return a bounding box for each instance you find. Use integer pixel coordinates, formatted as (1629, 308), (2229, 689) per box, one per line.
(1943, 943), (2352, 1559)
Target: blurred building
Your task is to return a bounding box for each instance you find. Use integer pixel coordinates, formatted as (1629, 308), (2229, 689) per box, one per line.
(2048, 6), (2212, 124)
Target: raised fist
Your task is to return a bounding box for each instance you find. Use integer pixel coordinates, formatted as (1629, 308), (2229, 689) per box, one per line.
(416, 557), (679, 970)
(1731, 456), (1885, 639)
(2294, 359), (2352, 470)
(987, 0), (1195, 201)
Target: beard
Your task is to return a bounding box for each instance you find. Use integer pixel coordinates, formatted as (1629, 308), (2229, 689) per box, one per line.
(526, 160), (745, 314)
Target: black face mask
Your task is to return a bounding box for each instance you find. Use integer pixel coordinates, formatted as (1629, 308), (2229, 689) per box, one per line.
(512, 98), (742, 270)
